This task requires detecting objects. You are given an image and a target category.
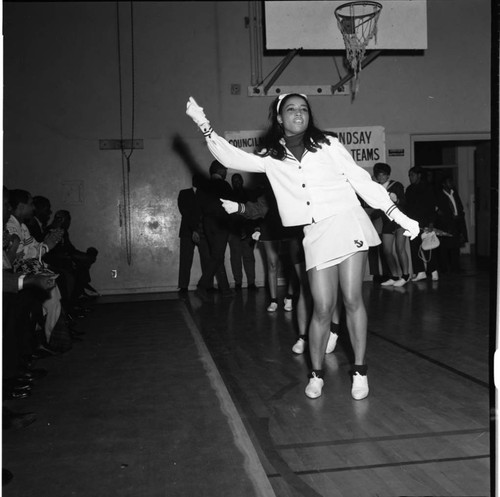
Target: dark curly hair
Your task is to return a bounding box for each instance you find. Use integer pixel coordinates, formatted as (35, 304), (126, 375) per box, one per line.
(256, 93), (337, 161)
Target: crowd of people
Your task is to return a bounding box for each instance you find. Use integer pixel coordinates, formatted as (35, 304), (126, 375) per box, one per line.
(368, 165), (468, 285)
(2, 186), (99, 480)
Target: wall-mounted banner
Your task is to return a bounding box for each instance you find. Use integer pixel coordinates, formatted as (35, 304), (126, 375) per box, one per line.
(224, 130), (265, 153)
(225, 126), (385, 169)
(327, 126), (386, 169)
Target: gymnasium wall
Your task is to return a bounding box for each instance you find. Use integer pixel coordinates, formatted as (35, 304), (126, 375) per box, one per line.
(3, 1), (491, 294)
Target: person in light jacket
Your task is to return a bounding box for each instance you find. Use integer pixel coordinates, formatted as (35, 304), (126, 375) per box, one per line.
(186, 94), (419, 400)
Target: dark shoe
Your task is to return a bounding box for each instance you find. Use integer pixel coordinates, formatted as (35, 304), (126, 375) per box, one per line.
(247, 283), (258, 291)
(15, 374), (34, 384)
(31, 350), (52, 360)
(21, 368), (48, 381)
(3, 410), (37, 430)
(2, 468), (13, 486)
(31, 345), (58, 360)
(3, 389), (31, 400)
(12, 381), (32, 392)
(234, 283), (242, 292)
(221, 289), (235, 298)
(206, 287), (218, 293)
(195, 287), (211, 302)
(4, 378), (32, 391)
(178, 288), (188, 294)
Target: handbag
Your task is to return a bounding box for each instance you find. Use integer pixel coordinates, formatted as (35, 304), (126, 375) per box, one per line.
(418, 231), (440, 262)
(13, 241), (53, 276)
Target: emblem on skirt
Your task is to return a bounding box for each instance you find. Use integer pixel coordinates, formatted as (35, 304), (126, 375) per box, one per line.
(354, 240), (364, 248)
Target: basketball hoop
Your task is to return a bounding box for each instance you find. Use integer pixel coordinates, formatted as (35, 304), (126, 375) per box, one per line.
(334, 1), (382, 93)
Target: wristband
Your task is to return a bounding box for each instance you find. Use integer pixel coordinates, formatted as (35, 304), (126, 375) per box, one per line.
(18, 274), (26, 291)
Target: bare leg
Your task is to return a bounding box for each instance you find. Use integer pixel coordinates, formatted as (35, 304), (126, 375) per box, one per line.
(263, 240), (279, 300)
(307, 265), (339, 370)
(394, 228), (409, 275)
(331, 289), (342, 325)
(338, 251), (368, 365)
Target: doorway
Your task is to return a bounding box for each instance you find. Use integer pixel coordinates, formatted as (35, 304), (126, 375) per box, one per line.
(412, 135), (492, 259)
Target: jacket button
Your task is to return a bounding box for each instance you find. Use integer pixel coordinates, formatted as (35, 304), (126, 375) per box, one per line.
(302, 184), (305, 188)
(306, 201), (310, 205)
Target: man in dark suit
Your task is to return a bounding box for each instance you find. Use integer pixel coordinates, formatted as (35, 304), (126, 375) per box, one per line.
(26, 196), (52, 243)
(177, 174), (207, 293)
(435, 176), (468, 273)
(195, 161), (235, 298)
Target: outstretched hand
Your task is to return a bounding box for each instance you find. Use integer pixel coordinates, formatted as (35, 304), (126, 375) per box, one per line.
(390, 209), (420, 240)
(220, 199), (239, 215)
(186, 97), (210, 132)
(402, 221), (420, 240)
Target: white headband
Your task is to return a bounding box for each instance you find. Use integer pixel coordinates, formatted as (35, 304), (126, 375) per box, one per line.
(276, 93), (308, 114)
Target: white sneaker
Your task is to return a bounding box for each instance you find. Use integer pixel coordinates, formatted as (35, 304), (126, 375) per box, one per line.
(283, 297), (293, 311)
(381, 278), (396, 286)
(267, 302), (278, 312)
(393, 277), (409, 287)
(292, 338), (306, 354)
(431, 270), (439, 281)
(325, 332), (338, 354)
(351, 372), (369, 400)
(412, 272), (427, 282)
(305, 373), (324, 399)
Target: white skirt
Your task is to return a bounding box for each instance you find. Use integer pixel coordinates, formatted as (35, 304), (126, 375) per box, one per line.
(303, 205), (381, 271)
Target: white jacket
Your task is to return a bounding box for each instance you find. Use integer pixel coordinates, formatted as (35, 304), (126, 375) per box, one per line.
(206, 131), (394, 227)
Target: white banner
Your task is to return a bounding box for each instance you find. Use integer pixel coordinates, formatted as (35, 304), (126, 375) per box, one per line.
(224, 130), (265, 153)
(327, 126), (386, 169)
(225, 126), (385, 169)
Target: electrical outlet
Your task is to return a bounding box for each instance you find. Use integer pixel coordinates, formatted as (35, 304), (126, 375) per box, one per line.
(111, 269), (118, 278)
(230, 84), (241, 95)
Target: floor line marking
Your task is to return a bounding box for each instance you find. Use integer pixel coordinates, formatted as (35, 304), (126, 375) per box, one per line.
(267, 454), (490, 477)
(180, 302), (277, 497)
(274, 427), (489, 450)
(369, 330), (488, 388)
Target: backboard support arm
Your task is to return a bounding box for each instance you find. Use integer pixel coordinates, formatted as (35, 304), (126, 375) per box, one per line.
(331, 50), (382, 93)
(257, 48), (302, 95)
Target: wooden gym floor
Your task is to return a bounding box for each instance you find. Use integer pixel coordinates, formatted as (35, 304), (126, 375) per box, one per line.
(2, 256), (492, 496)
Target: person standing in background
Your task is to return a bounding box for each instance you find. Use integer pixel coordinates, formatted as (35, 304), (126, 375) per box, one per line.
(435, 176), (468, 273)
(177, 174), (208, 293)
(405, 166), (439, 281)
(373, 163), (411, 287)
(195, 160), (235, 299)
(227, 173), (258, 291)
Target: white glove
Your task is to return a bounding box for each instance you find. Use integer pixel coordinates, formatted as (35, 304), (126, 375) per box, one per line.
(389, 208), (420, 240)
(186, 97), (211, 134)
(252, 230), (261, 241)
(220, 199), (239, 215)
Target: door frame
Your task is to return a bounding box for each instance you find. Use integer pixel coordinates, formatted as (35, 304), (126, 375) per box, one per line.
(411, 132), (491, 255)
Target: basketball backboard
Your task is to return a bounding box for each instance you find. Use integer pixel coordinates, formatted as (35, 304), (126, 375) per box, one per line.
(264, 0), (427, 51)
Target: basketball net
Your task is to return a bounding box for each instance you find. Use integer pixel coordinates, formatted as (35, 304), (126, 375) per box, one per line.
(335, 1), (382, 95)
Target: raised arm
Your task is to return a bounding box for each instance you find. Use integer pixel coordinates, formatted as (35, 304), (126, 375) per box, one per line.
(186, 97), (266, 174)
